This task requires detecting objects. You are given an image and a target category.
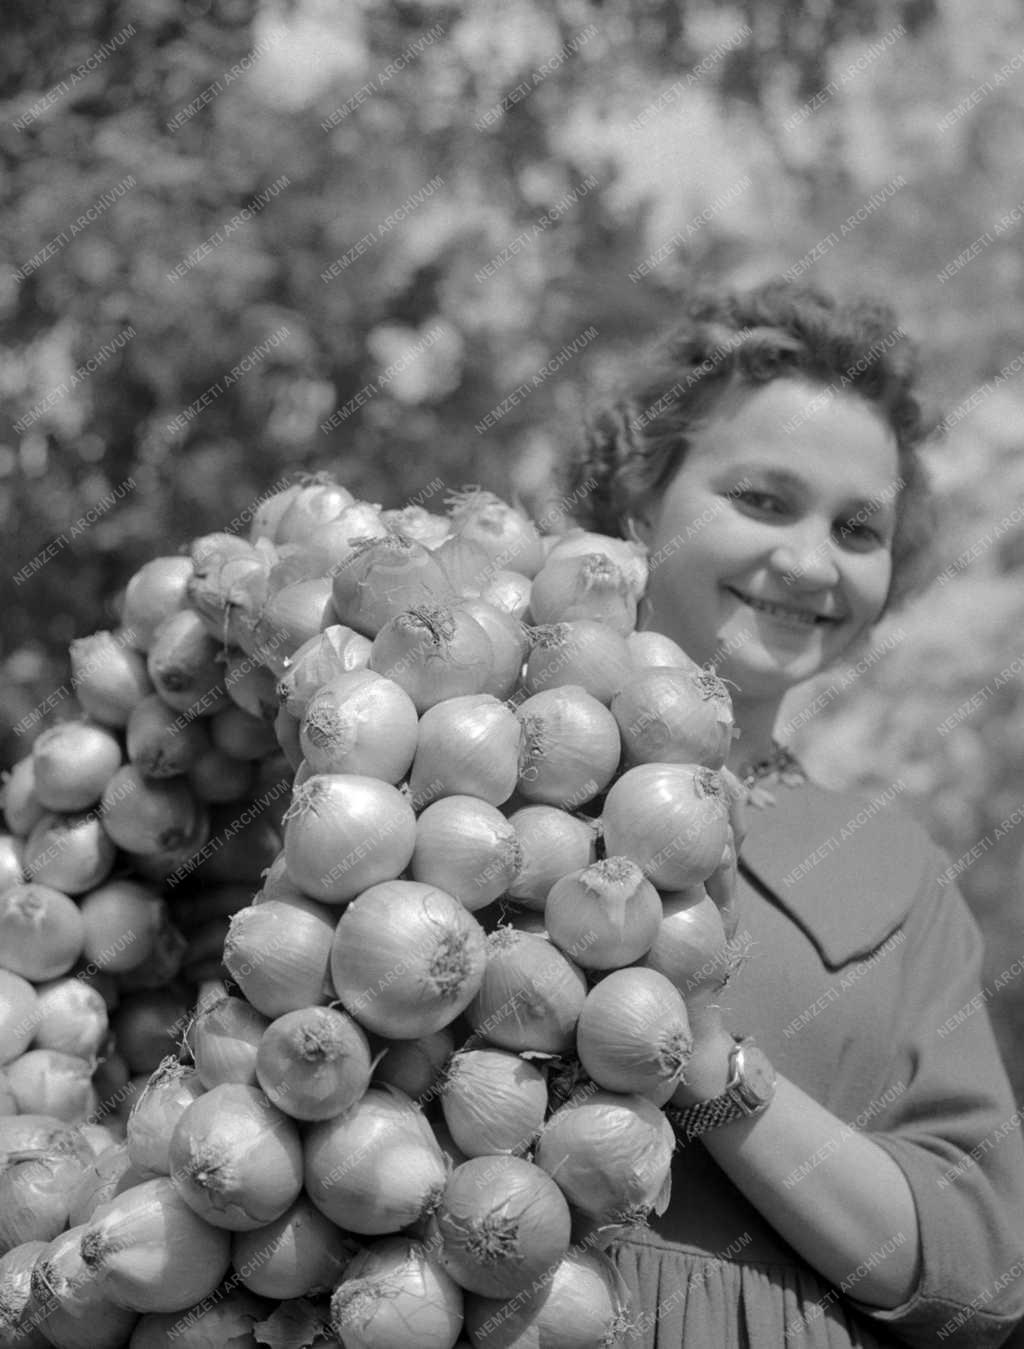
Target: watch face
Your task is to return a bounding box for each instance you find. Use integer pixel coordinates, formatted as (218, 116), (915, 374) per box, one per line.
(735, 1044), (776, 1107)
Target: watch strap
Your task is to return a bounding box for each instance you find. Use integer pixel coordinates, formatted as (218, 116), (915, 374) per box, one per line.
(664, 1091), (752, 1144)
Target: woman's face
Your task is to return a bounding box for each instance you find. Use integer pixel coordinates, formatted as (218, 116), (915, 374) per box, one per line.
(639, 376), (901, 701)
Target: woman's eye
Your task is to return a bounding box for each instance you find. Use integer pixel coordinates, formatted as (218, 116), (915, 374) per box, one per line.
(734, 489), (785, 514)
(836, 519), (884, 549)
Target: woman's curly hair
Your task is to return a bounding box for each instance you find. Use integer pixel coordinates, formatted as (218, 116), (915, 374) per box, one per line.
(564, 279), (936, 613)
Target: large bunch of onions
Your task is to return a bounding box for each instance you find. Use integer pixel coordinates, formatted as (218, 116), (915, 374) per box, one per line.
(575, 967), (692, 1100)
(80, 1176), (231, 1312)
(100, 765), (205, 857)
(411, 797), (521, 911)
(0, 970), (37, 1064)
(331, 533), (453, 638)
(168, 1083), (303, 1230)
(0, 1239), (48, 1349)
(372, 1026), (454, 1100)
(232, 1193), (356, 1299)
(434, 1155), (572, 1298)
(330, 880), (487, 1038)
(274, 475), (355, 544)
(466, 928), (586, 1054)
(0, 883), (84, 981)
(3, 756), (45, 836)
(121, 555), (193, 651)
(545, 529), (649, 600)
(245, 576), (337, 676)
(126, 1058), (205, 1176)
(611, 666), (735, 769)
(369, 604), (495, 713)
(545, 857), (662, 969)
(283, 773), (417, 904)
(300, 670), (418, 781)
(5, 1049), (96, 1121)
(464, 1248), (632, 1348)
(276, 625), (373, 721)
(147, 610), (227, 715)
(529, 553), (638, 635)
(514, 686), (621, 808)
(601, 763), (731, 890)
(505, 805), (598, 910)
(223, 897), (335, 1018)
(68, 1143), (146, 1227)
(524, 620), (634, 706)
(23, 812), (116, 896)
(627, 628), (700, 672)
(192, 994), (270, 1088)
(535, 1089), (675, 1226)
(0, 1135), (91, 1250)
(78, 879), (167, 974)
(126, 694), (210, 778)
(331, 1236), (464, 1349)
(643, 885), (734, 995)
(31, 977), (108, 1059)
(407, 695), (522, 809)
(125, 1285), (272, 1349)
(255, 1004), (373, 1120)
(304, 1086), (447, 1233)
(31, 1222), (139, 1349)
(447, 488), (546, 579)
(68, 631), (152, 727)
(31, 722), (123, 812)
(440, 1049), (547, 1158)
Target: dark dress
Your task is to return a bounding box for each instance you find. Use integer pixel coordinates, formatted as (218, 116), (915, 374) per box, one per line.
(608, 780), (1024, 1348)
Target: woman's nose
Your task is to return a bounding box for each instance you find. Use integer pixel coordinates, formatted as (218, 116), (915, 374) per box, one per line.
(770, 529), (840, 588)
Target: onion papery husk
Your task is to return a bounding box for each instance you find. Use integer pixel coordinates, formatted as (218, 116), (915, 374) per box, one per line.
(3, 756), (46, 836)
(187, 550), (271, 649)
(189, 532), (258, 574)
(466, 927), (586, 1054)
(514, 686), (621, 809)
(407, 695), (523, 809)
(276, 626), (373, 721)
(601, 763), (730, 890)
(0, 883), (84, 981)
(456, 599), (529, 700)
(274, 475), (356, 545)
(411, 797), (521, 912)
(369, 604), (495, 714)
(0, 1115), (86, 1165)
(446, 488), (547, 580)
(544, 857), (662, 970)
(433, 534), (496, 596)
(309, 501), (392, 572)
(299, 671), (419, 782)
(331, 1236), (463, 1349)
(0, 1239), (48, 1349)
(31, 1222), (139, 1349)
(192, 995), (270, 1089)
(505, 806), (599, 911)
(80, 1176), (231, 1313)
(32, 976), (108, 1059)
(68, 632), (154, 728)
(255, 1005), (373, 1121)
(247, 481), (307, 544)
(440, 1049), (547, 1158)
(575, 968), (692, 1099)
(528, 554), (638, 636)
(463, 1247), (633, 1348)
(381, 504), (451, 550)
(127, 694), (211, 779)
(244, 577), (337, 677)
(477, 570), (533, 623)
(0, 1136), (91, 1252)
(434, 1155), (572, 1299)
(147, 611), (228, 717)
(223, 899), (335, 1018)
(231, 1194), (357, 1300)
(371, 1026), (455, 1101)
(0, 969), (38, 1064)
(330, 880), (487, 1038)
(283, 773), (417, 904)
(544, 530), (649, 601)
(304, 1085), (447, 1234)
(642, 885), (735, 996)
(126, 1058), (206, 1177)
(627, 628), (700, 673)
(534, 1090), (675, 1226)
(31, 722), (123, 813)
(68, 1143), (148, 1227)
(7, 1048), (96, 1122)
(168, 1083), (303, 1231)
(126, 1283), (273, 1349)
(524, 621), (634, 707)
(100, 765), (205, 857)
(23, 811), (117, 896)
(330, 533), (454, 639)
(611, 666), (735, 770)
(220, 646), (279, 722)
(121, 556), (194, 653)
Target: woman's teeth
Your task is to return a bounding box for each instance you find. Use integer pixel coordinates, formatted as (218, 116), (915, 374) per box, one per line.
(734, 592), (829, 627)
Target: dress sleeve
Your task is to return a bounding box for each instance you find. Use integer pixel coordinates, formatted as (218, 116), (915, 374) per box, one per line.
(843, 840), (1024, 1347)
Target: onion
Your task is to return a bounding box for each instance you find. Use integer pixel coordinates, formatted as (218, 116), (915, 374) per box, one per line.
(330, 880), (487, 1038)
(276, 625), (373, 720)
(187, 747), (257, 803)
(189, 532), (257, 573)
(446, 488), (546, 579)
(0, 1115), (84, 1161)
(209, 704), (280, 761)
(168, 1083), (303, 1230)
(611, 666), (735, 769)
(627, 628), (700, 671)
(223, 897), (335, 1018)
(514, 686), (621, 808)
(575, 967), (692, 1100)
(545, 529), (649, 600)
(372, 1027), (454, 1101)
(121, 556), (194, 651)
(383, 504), (451, 549)
(300, 671), (418, 781)
(7, 1047), (96, 1121)
(0, 884), (84, 981)
(0, 971), (37, 1066)
(524, 621), (634, 707)
(245, 577), (337, 676)
(369, 604), (494, 713)
(188, 550), (272, 650)
(31, 722), (122, 813)
(456, 599), (529, 700)
(0, 1240), (48, 1349)
(529, 554), (637, 635)
(643, 885), (734, 996)
(601, 763), (730, 889)
(304, 1086), (447, 1233)
(31, 1222), (139, 1349)
(441, 1049), (547, 1158)
(249, 481), (304, 543)
(192, 995), (269, 1089)
(0, 1071), (15, 1116)
(407, 695), (522, 809)
(68, 1143), (147, 1227)
(69, 632), (153, 727)
(283, 773), (416, 904)
(309, 500), (392, 571)
(535, 1089), (675, 1226)
(126, 694), (210, 778)
(232, 1193), (355, 1299)
(126, 1285), (272, 1349)
(126, 1058), (205, 1176)
(255, 1005), (373, 1121)
(23, 811), (116, 895)
(2, 756), (46, 836)
(466, 928), (586, 1054)
(331, 1236), (464, 1349)
(477, 570), (533, 622)
(79, 880), (166, 974)
(0, 1138), (90, 1252)
(32, 977), (108, 1059)
(331, 533), (453, 638)
(505, 806), (598, 910)
(147, 611), (228, 717)
(80, 1176), (231, 1313)
(434, 534), (496, 595)
(100, 765), (204, 856)
(435, 1155), (572, 1298)
(411, 797), (521, 911)
(545, 857), (662, 969)
(111, 988), (192, 1075)
(275, 475), (355, 545)
(221, 646), (279, 721)
(464, 1248), (631, 1348)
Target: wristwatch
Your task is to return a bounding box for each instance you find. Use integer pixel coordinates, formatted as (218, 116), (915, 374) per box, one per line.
(665, 1037), (776, 1144)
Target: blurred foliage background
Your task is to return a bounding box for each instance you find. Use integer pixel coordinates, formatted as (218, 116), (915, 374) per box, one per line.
(2, 0), (1024, 1080)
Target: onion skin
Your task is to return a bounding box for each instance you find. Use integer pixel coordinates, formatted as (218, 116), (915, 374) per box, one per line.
(466, 928), (587, 1054)
(372, 1027), (455, 1100)
(68, 631), (153, 727)
(0, 1139), (90, 1252)
(407, 695), (523, 809)
(192, 995), (270, 1089)
(231, 1194), (356, 1300)
(514, 686), (621, 809)
(222, 899), (335, 1019)
(121, 556), (194, 652)
(524, 620), (634, 706)
(100, 765), (204, 857)
(411, 796), (521, 911)
(457, 599), (529, 701)
(0, 884), (84, 982)
(529, 553), (638, 636)
(0, 1240), (49, 1349)
(127, 694), (210, 778)
(300, 671), (418, 782)
(331, 1236), (464, 1349)
(331, 534), (454, 638)
(127, 1058), (206, 1176)
(67, 1143), (148, 1227)
(147, 611), (228, 717)
(627, 628), (700, 671)
(447, 489), (546, 580)
(601, 763), (731, 890)
(2, 756), (47, 836)
(505, 806), (598, 910)
(31, 1222), (139, 1349)
(31, 722), (123, 813)
(79, 880), (167, 975)
(441, 1049), (547, 1158)
(643, 885), (733, 995)
(23, 811), (117, 896)
(31, 977), (108, 1059)
(545, 857), (662, 970)
(369, 604), (495, 713)
(0, 969), (38, 1065)
(611, 666), (735, 770)
(575, 967), (693, 1098)
(276, 625), (373, 720)
(255, 1005), (373, 1121)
